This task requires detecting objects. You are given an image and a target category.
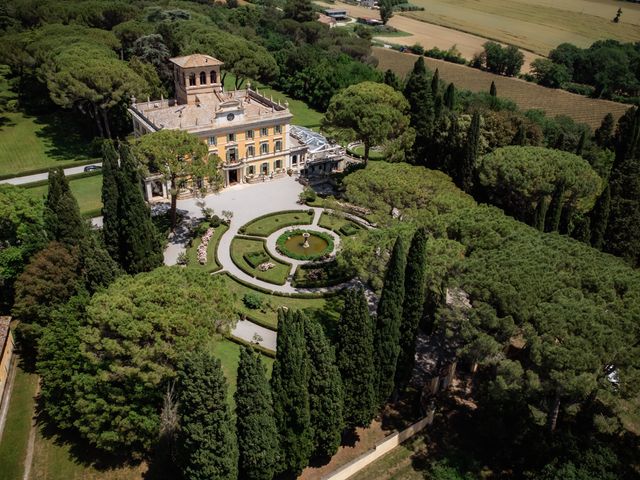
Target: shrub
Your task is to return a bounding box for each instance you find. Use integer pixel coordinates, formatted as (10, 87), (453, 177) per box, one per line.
(410, 43), (424, 55)
(307, 209), (314, 216)
(339, 224), (360, 236)
(177, 251), (189, 265)
(300, 187), (317, 204)
(244, 251), (269, 268)
(210, 215), (222, 228)
(242, 292), (263, 309)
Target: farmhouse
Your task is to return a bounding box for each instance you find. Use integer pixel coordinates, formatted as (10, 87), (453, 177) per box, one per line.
(323, 8), (349, 21)
(129, 54), (309, 200)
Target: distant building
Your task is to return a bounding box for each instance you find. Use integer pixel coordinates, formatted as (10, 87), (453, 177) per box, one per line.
(317, 13), (337, 28)
(323, 8), (349, 20)
(357, 16), (383, 26)
(0, 317), (14, 408)
(129, 54), (308, 199)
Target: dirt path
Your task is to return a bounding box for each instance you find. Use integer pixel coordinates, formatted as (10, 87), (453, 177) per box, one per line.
(315, 0), (541, 71)
(22, 381), (40, 480)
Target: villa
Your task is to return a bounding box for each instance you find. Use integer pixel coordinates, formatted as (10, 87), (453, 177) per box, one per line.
(129, 53), (309, 201)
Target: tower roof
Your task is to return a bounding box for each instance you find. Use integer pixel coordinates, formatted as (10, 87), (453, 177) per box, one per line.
(169, 54), (223, 68)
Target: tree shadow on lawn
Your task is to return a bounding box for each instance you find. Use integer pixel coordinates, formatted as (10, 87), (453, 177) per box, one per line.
(0, 114), (16, 129)
(32, 111), (98, 163)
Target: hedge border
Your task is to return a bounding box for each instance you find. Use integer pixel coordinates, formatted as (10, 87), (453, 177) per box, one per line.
(239, 209), (314, 236)
(221, 271), (340, 299)
(241, 311), (278, 331)
(291, 263), (355, 289)
(317, 213), (363, 237)
(276, 229), (335, 261)
(230, 236), (291, 286)
(0, 158), (100, 181)
(18, 169), (103, 189)
(227, 334), (276, 357)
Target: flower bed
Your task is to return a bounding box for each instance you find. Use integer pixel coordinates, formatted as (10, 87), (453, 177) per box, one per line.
(276, 229), (334, 261)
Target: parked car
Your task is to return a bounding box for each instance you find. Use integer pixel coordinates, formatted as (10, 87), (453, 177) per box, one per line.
(84, 165), (102, 172)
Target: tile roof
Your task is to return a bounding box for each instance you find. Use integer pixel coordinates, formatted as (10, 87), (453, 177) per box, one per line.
(169, 54), (224, 69)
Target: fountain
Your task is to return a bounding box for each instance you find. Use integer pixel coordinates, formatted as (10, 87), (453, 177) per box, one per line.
(302, 232), (311, 249)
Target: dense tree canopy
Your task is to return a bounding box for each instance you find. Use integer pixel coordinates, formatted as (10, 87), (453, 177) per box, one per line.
(72, 268), (234, 453)
(477, 146), (602, 227)
(323, 81), (414, 163)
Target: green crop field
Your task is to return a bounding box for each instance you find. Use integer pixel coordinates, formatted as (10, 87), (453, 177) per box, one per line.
(401, 0), (640, 55)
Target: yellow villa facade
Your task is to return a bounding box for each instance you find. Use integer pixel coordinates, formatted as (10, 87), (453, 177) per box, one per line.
(128, 53), (308, 200)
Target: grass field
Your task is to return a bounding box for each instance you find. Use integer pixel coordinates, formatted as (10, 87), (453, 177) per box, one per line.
(230, 237), (291, 285)
(20, 174), (103, 216)
(374, 47), (630, 130)
(0, 364), (38, 480)
(317, 212), (362, 237)
(241, 210), (314, 237)
(220, 273), (342, 330)
(185, 223), (229, 272)
(401, 0), (640, 56)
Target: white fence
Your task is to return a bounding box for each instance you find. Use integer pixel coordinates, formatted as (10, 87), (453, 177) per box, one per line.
(320, 411), (434, 480)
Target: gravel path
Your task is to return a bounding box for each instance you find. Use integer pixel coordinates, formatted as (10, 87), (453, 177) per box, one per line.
(231, 320), (278, 351)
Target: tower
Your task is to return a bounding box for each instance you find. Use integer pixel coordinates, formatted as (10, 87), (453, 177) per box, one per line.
(169, 54), (223, 105)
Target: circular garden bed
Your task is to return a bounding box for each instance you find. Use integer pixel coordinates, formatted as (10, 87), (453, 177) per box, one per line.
(276, 229), (334, 261)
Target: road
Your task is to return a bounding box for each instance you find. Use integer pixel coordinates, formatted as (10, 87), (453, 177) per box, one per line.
(0, 162), (102, 185)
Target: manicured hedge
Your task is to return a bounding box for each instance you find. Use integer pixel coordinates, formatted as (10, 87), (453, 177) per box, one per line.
(227, 335), (276, 358)
(244, 251), (269, 268)
(276, 229), (334, 260)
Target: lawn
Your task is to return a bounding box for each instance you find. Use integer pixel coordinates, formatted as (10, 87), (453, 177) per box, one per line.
(401, 0), (640, 56)
(185, 223), (229, 272)
(220, 273), (342, 330)
(318, 212), (363, 236)
(0, 363), (38, 480)
(223, 74), (323, 129)
(211, 339), (273, 408)
(348, 144), (386, 161)
(338, 23), (412, 38)
(20, 173), (103, 217)
(241, 210), (314, 237)
(230, 236), (291, 285)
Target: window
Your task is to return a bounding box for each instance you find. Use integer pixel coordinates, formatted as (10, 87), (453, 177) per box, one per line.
(208, 136), (216, 146)
(189, 73), (196, 86)
(274, 140), (282, 152)
(226, 148), (237, 163)
(260, 142), (269, 155)
(195, 177), (204, 189)
(199, 71), (206, 84)
(261, 162), (269, 175)
(292, 154), (298, 165)
(275, 125), (282, 134)
(247, 165), (255, 175)
(210, 71), (217, 84)
(246, 129), (254, 139)
(227, 133), (235, 142)
(246, 145), (255, 157)
(275, 159), (282, 170)
(261, 127), (269, 137)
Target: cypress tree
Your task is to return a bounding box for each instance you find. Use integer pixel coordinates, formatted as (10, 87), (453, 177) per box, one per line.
(116, 144), (164, 273)
(576, 130), (587, 156)
(513, 123), (527, 146)
(443, 82), (455, 110)
(443, 115), (460, 178)
(336, 288), (376, 429)
(590, 183), (610, 250)
(383, 69), (401, 91)
(235, 347), (280, 480)
(489, 81), (497, 97)
(44, 168), (86, 245)
(176, 349), (238, 480)
(374, 236), (407, 404)
(431, 68), (440, 97)
(404, 57), (434, 165)
(271, 309), (313, 476)
(303, 313), (344, 458)
(605, 106), (640, 265)
(594, 112), (615, 149)
(459, 111), (480, 193)
(533, 196), (550, 232)
(78, 231), (119, 293)
(101, 140), (120, 262)
(395, 228), (429, 390)
(546, 183), (566, 233)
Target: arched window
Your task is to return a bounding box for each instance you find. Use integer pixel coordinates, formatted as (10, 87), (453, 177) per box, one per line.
(200, 71), (207, 85)
(210, 71), (217, 84)
(189, 73), (196, 86)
